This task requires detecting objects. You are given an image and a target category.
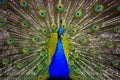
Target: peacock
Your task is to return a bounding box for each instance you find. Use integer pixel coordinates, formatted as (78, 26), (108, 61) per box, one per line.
(0, 0), (120, 80)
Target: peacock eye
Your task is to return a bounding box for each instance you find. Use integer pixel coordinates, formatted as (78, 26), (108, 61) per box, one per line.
(96, 7), (100, 10)
(107, 41), (111, 46)
(19, 64), (23, 66)
(23, 47), (30, 54)
(44, 30), (46, 32)
(10, 39), (12, 42)
(92, 25), (96, 30)
(93, 26), (96, 28)
(96, 64), (103, 72)
(115, 27), (119, 31)
(22, 2), (27, 6)
(21, 20), (29, 28)
(72, 30), (74, 32)
(42, 28), (49, 35)
(61, 23), (66, 30)
(1, 20), (4, 24)
(56, 3), (64, 12)
(51, 23), (57, 31)
(76, 13), (80, 17)
(90, 50), (93, 53)
(81, 39), (84, 42)
(112, 59), (118, 67)
(106, 41), (113, 48)
(24, 22), (26, 25)
(0, 19), (6, 27)
(38, 64), (43, 70)
(95, 5), (104, 12)
(80, 38), (86, 44)
(7, 38), (15, 45)
(40, 49), (47, 56)
(113, 60), (116, 64)
(114, 26), (120, 33)
(25, 22), (28, 25)
(59, 6), (61, 8)
(58, 5), (63, 11)
(78, 77), (80, 80)
(35, 38), (37, 40)
(75, 10), (82, 18)
(20, 0), (28, 8)
(2, 58), (10, 65)
(0, 0), (5, 5)
(38, 9), (46, 18)
(17, 63), (24, 69)
(117, 6), (120, 11)
(70, 28), (77, 36)
(88, 49), (96, 56)
(41, 12), (45, 17)
(58, 6), (62, 10)
(25, 48), (28, 51)
(91, 25), (99, 32)
(41, 13), (44, 16)
(76, 13), (79, 16)
(32, 36), (39, 43)
(75, 68), (81, 74)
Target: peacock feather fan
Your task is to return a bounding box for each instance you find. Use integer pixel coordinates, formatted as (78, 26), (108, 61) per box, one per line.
(0, 0), (120, 80)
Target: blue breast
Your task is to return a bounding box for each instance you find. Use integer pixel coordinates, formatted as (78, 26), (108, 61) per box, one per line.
(49, 38), (69, 79)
